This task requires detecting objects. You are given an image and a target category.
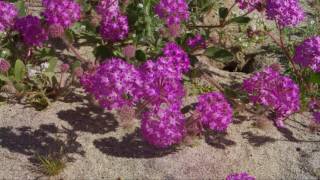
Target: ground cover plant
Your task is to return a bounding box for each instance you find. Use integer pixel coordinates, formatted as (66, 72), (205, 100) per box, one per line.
(0, 0), (319, 178)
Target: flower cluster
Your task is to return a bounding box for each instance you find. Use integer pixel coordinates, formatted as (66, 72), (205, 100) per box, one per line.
(0, 59), (10, 73)
(14, 16), (48, 46)
(96, 0), (119, 17)
(100, 14), (129, 42)
(236, 0), (262, 11)
(155, 0), (190, 25)
(293, 36), (320, 72)
(141, 103), (186, 148)
(0, 1), (17, 32)
(243, 67), (300, 127)
(81, 58), (143, 110)
(81, 43), (190, 148)
(187, 34), (206, 49)
(196, 92), (233, 131)
(97, 0), (129, 42)
(42, 0), (82, 28)
(265, 0), (304, 27)
(226, 172), (256, 180)
(162, 42), (190, 74)
(309, 100), (320, 124)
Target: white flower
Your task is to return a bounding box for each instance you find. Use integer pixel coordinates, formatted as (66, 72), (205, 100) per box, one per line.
(40, 62), (49, 70)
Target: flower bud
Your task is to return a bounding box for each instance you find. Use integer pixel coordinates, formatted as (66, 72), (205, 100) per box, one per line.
(0, 58), (10, 73)
(60, 63), (70, 73)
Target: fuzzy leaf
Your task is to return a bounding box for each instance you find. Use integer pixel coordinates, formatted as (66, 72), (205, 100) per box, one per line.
(14, 59), (26, 82)
(46, 58), (58, 73)
(230, 17), (251, 24)
(219, 7), (229, 19)
(205, 47), (233, 59)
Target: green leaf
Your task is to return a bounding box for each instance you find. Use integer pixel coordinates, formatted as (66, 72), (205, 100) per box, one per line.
(94, 45), (114, 59)
(65, 29), (75, 43)
(71, 61), (81, 72)
(15, 0), (26, 16)
(230, 17), (251, 24)
(205, 47), (233, 59)
(0, 74), (10, 82)
(219, 7), (229, 19)
(14, 59), (26, 82)
(310, 73), (320, 84)
(46, 58), (58, 73)
(135, 50), (147, 61)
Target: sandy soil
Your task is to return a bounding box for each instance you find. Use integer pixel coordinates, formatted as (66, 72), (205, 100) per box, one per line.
(0, 89), (319, 180)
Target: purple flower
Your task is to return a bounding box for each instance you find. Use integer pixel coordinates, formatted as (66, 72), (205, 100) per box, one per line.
(155, 0), (190, 25)
(96, 0), (119, 17)
(226, 172), (256, 180)
(265, 0), (304, 28)
(313, 112), (320, 124)
(162, 42), (190, 74)
(236, 0), (262, 11)
(139, 59), (185, 106)
(243, 67), (300, 127)
(80, 58), (143, 110)
(0, 59), (10, 73)
(14, 16), (48, 46)
(60, 63), (70, 73)
(0, 1), (18, 31)
(141, 103), (186, 148)
(100, 14), (129, 42)
(293, 36), (320, 72)
(187, 34), (206, 49)
(196, 92), (233, 132)
(122, 45), (136, 59)
(42, 0), (81, 28)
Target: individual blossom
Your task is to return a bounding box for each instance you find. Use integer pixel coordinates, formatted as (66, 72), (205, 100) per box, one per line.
(100, 14), (129, 42)
(187, 34), (206, 49)
(226, 172), (256, 180)
(48, 24), (65, 38)
(122, 45), (136, 59)
(167, 24), (181, 38)
(154, 0), (190, 25)
(60, 63), (70, 73)
(265, 0), (304, 27)
(141, 103), (186, 148)
(14, 16), (48, 46)
(0, 59), (10, 73)
(293, 36), (320, 72)
(0, 1), (18, 32)
(80, 58), (143, 110)
(42, 0), (81, 28)
(243, 66), (300, 127)
(195, 92), (233, 132)
(236, 0), (262, 11)
(96, 0), (119, 17)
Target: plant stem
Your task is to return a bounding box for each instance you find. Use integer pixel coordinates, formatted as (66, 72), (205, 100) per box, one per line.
(61, 36), (89, 63)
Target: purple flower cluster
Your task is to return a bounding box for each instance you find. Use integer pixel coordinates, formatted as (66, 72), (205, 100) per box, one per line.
(96, 0), (119, 17)
(187, 34), (206, 49)
(309, 100), (320, 124)
(42, 0), (82, 28)
(243, 67), (300, 127)
(81, 58), (143, 110)
(141, 103), (186, 148)
(162, 42), (190, 74)
(97, 0), (128, 42)
(154, 0), (190, 25)
(293, 36), (320, 72)
(0, 1), (17, 32)
(265, 0), (304, 27)
(0, 59), (10, 73)
(81, 43), (190, 148)
(14, 16), (48, 46)
(226, 172), (256, 180)
(196, 92), (233, 131)
(236, 0), (261, 10)
(100, 14), (129, 42)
